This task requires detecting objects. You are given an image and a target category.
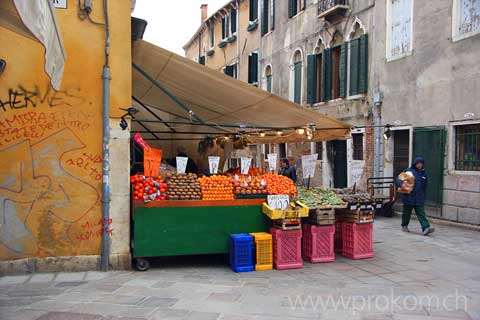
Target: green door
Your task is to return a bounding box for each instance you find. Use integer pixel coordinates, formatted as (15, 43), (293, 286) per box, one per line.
(413, 127), (446, 207)
(333, 140), (347, 188)
(294, 62), (302, 104)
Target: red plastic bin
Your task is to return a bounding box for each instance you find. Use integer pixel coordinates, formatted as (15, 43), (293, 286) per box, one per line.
(270, 227), (303, 270)
(341, 222), (374, 259)
(334, 221), (343, 253)
(302, 224), (335, 263)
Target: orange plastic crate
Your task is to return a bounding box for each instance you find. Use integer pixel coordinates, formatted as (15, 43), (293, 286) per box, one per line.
(250, 232), (273, 271)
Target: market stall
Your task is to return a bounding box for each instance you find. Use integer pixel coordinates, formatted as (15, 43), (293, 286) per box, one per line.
(129, 40), (352, 270)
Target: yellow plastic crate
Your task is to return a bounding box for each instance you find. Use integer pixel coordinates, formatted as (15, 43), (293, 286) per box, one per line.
(249, 232), (273, 271)
(262, 201), (309, 220)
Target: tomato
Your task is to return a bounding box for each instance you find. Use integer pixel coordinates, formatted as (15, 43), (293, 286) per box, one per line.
(159, 195), (166, 200)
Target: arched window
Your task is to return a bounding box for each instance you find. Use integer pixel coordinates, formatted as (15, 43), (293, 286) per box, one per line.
(264, 65), (272, 93)
(306, 38), (325, 104)
(347, 20), (368, 96)
(290, 50), (303, 104)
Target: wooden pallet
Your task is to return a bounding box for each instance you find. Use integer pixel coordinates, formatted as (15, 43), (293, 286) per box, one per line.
(272, 219), (301, 230)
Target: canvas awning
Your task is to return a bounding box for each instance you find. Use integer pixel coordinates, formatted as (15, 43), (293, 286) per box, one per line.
(132, 40), (351, 142)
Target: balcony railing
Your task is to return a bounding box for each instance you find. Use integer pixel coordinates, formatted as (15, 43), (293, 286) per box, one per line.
(318, 0), (349, 17)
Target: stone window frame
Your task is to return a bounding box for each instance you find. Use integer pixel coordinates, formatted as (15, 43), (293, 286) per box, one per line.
(386, 0), (414, 62)
(289, 48), (304, 104)
(452, 0), (480, 42)
(345, 17), (367, 100)
(448, 119), (480, 176)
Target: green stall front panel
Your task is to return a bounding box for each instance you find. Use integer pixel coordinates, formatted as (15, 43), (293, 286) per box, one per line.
(133, 205), (270, 257)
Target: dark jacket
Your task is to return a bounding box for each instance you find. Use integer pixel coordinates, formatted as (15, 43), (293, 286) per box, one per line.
(280, 166), (297, 183)
(397, 157), (428, 206)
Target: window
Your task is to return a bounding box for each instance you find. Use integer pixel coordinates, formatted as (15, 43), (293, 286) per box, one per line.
(279, 143), (287, 159)
(199, 56), (205, 65)
(291, 50), (302, 103)
(224, 63), (238, 78)
(261, 0), (275, 36)
(315, 142), (323, 160)
(231, 8), (237, 34)
(288, 0), (305, 18)
(352, 133), (364, 160)
(248, 52), (259, 84)
(348, 25), (368, 96)
(455, 124), (480, 171)
(263, 144), (270, 159)
(387, 0), (413, 60)
(209, 24), (215, 48)
(221, 15), (230, 39)
(264, 65), (272, 92)
(307, 43), (324, 104)
(453, 0), (480, 40)
(249, 0), (258, 21)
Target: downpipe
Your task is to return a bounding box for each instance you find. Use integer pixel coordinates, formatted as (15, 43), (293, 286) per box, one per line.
(101, 0), (111, 272)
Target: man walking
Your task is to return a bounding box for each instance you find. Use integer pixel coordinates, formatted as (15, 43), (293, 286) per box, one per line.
(398, 157), (435, 235)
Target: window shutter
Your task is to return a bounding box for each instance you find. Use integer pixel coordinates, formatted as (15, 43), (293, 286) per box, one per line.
(250, 0), (258, 21)
(199, 56), (205, 65)
(224, 65), (234, 77)
(358, 34), (369, 94)
(301, 0), (306, 11)
(288, 0), (294, 18)
(339, 43), (348, 98)
(321, 48), (332, 101)
(349, 38), (360, 96)
(307, 54), (318, 104)
(266, 75), (272, 92)
(252, 52), (258, 83)
(271, 0), (275, 30)
(248, 54), (253, 83)
(231, 9), (237, 34)
(294, 62), (302, 104)
(221, 17), (226, 39)
(262, 0), (269, 36)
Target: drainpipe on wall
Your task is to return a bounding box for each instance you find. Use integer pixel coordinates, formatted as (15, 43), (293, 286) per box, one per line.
(236, 0), (240, 79)
(100, 0), (111, 272)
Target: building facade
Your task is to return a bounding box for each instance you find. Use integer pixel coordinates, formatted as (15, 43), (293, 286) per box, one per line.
(0, 1), (132, 272)
(376, 0), (480, 224)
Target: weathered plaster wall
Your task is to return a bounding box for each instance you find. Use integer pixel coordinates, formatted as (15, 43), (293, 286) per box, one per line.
(0, 1), (132, 267)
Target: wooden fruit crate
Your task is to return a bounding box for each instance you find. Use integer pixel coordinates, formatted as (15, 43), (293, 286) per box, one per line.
(304, 208), (335, 225)
(335, 208), (374, 224)
(273, 218), (301, 230)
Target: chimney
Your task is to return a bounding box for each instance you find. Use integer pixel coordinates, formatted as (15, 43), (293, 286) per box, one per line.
(200, 4), (208, 23)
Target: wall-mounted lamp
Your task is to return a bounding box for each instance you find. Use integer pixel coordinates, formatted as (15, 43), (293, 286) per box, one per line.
(383, 124), (392, 140)
(0, 59), (6, 76)
(119, 107), (139, 130)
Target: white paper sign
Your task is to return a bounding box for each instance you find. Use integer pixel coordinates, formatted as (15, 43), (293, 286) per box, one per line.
(208, 156), (220, 174)
(176, 157), (188, 173)
(302, 154), (318, 178)
(267, 153), (277, 172)
(51, 0), (67, 9)
(240, 157), (252, 175)
(267, 195), (290, 210)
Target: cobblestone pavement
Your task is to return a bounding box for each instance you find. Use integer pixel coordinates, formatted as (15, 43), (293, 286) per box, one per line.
(1, 216), (480, 320)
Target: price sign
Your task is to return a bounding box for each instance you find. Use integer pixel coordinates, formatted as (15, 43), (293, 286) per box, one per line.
(267, 195), (290, 210)
(143, 148), (162, 177)
(176, 156), (188, 174)
(240, 157), (252, 175)
(302, 154), (318, 178)
(267, 153), (277, 172)
(208, 156), (220, 174)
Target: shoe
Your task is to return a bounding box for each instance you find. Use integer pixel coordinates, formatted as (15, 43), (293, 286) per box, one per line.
(423, 227), (435, 236)
(402, 226), (410, 232)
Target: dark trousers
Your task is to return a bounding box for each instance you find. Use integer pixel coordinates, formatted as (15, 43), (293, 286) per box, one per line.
(402, 205), (430, 231)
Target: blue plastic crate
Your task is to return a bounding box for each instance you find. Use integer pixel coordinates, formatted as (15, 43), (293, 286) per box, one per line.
(229, 233), (254, 272)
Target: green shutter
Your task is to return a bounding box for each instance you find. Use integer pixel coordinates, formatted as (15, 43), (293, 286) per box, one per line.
(288, 0), (294, 18)
(252, 52), (258, 83)
(248, 54), (253, 83)
(231, 9), (237, 34)
(250, 0), (258, 21)
(266, 75), (272, 92)
(349, 38), (360, 96)
(339, 43), (348, 98)
(294, 62), (302, 104)
(271, 0), (275, 30)
(262, 0), (269, 36)
(221, 17), (226, 39)
(358, 34), (369, 94)
(307, 54), (318, 105)
(224, 65), (234, 77)
(321, 48), (332, 102)
(199, 56), (205, 65)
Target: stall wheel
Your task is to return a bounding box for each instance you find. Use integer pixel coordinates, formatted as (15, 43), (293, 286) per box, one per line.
(135, 258), (150, 271)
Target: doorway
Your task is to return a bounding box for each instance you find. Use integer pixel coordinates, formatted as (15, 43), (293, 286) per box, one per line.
(393, 130), (410, 177)
(333, 140), (347, 188)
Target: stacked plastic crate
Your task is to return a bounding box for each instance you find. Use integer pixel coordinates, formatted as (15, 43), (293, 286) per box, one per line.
(270, 227), (302, 269)
(228, 233), (254, 272)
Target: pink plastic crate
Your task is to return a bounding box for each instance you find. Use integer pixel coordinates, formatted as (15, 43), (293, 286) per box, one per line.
(334, 221), (343, 253)
(270, 227), (303, 270)
(302, 224), (335, 263)
(341, 222), (374, 260)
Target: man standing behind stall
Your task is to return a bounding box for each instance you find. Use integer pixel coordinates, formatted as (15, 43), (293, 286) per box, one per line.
(279, 158), (297, 183)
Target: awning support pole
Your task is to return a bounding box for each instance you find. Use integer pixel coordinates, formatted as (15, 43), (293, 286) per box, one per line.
(131, 118), (292, 130)
(132, 63), (205, 124)
(132, 96), (176, 133)
(136, 120), (161, 140)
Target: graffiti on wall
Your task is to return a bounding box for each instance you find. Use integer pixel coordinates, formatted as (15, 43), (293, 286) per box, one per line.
(0, 84), (104, 259)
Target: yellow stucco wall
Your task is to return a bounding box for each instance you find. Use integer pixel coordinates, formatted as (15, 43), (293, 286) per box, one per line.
(0, 1), (131, 260)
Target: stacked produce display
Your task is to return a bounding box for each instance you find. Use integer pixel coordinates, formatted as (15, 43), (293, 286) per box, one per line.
(199, 175), (235, 200)
(297, 187), (346, 208)
(131, 174), (168, 202)
(333, 189), (374, 223)
(165, 173), (202, 200)
(261, 174), (297, 196)
(232, 175), (268, 198)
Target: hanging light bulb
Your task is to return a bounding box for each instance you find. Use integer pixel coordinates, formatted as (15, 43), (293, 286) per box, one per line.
(276, 131), (283, 136)
(296, 128), (305, 135)
(307, 135), (313, 140)
(224, 136), (230, 140)
(259, 132), (266, 137)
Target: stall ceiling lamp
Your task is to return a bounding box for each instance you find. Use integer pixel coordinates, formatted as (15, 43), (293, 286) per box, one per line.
(259, 132), (266, 137)
(276, 131), (283, 136)
(296, 128), (305, 135)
